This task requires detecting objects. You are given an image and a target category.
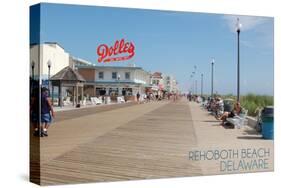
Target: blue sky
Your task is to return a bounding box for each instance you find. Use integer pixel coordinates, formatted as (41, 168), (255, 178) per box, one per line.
(32, 3), (274, 95)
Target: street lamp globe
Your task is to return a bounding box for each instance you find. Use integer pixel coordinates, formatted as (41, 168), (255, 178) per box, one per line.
(31, 61), (35, 68)
(47, 60), (52, 91)
(236, 18), (242, 32)
(47, 60), (52, 68)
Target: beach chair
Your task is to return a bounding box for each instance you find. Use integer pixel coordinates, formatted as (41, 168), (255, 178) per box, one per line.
(93, 97), (102, 105)
(117, 96), (125, 103)
(90, 97), (95, 105)
(90, 97), (101, 105)
(226, 109), (248, 129)
(63, 97), (71, 106)
(52, 98), (59, 106)
(80, 98), (87, 106)
(105, 96), (111, 104)
(98, 96), (104, 104)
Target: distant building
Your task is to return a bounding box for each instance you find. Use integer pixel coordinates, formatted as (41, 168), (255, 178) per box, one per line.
(149, 72), (165, 97)
(163, 75), (179, 93)
(150, 72), (163, 86)
(69, 56), (92, 68)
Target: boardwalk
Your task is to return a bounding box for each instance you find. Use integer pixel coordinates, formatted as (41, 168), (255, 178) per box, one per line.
(30, 99), (273, 185)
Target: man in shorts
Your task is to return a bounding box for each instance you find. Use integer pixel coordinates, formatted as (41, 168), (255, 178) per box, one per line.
(41, 87), (55, 137)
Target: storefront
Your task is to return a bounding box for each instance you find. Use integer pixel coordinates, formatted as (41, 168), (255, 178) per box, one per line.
(77, 65), (151, 101)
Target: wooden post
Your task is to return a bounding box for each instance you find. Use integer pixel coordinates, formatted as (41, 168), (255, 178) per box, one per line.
(81, 84), (84, 101)
(76, 85), (79, 105)
(51, 84), (54, 105)
(58, 81), (62, 107)
(72, 86), (75, 106)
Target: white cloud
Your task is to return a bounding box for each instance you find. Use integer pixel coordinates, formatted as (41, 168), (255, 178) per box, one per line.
(240, 40), (255, 48)
(222, 15), (273, 50)
(222, 15), (269, 32)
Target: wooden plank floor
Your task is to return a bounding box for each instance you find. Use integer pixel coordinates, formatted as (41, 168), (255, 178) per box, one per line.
(54, 102), (137, 122)
(39, 100), (202, 185)
(39, 101), (169, 164)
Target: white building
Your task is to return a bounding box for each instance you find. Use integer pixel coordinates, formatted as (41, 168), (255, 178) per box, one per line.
(77, 65), (151, 100)
(150, 72), (165, 96)
(171, 78), (180, 93)
(30, 42), (70, 81)
(30, 42), (92, 92)
(69, 56), (92, 68)
(163, 75), (179, 93)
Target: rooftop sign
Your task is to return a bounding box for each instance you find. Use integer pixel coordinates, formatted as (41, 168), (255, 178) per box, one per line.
(97, 39), (135, 63)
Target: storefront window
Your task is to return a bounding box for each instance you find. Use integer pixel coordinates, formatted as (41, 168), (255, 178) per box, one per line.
(125, 72), (130, 80)
(122, 88), (133, 96)
(98, 72), (104, 79)
(109, 87), (118, 96)
(112, 72), (117, 79)
(96, 87), (106, 96)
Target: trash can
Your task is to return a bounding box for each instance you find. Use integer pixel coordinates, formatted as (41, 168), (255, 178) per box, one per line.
(261, 106), (274, 139)
(223, 99), (234, 112)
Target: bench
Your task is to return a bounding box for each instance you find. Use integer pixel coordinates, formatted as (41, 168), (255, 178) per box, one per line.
(226, 109), (248, 129)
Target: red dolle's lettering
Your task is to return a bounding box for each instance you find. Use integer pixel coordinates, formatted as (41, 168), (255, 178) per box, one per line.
(97, 39), (135, 63)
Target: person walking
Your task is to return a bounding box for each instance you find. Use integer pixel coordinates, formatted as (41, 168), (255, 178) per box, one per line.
(30, 86), (39, 136)
(41, 87), (55, 137)
(173, 93), (176, 102)
(136, 92), (140, 104)
(147, 93), (150, 102)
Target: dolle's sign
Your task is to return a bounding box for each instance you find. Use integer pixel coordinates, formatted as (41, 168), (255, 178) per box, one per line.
(97, 39), (135, 63)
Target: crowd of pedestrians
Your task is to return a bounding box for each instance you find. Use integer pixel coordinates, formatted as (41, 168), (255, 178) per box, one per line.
(139, 92), (180, 103)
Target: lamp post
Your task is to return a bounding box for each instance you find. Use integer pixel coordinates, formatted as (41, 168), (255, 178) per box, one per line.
(201, 73), (203, 97)
(47, 60), (52, 92)
(195, 80), (197, 95)
(192, 80), (195, 95)
(31, 61), (35, 80)
(194, 66), (197, 95)
(189, 75), (192, 93)
(117, 74), (121, 96)
(236, 18), (242, 102)
(211, 58), (215, 97)
(190, 74), (193, 94)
